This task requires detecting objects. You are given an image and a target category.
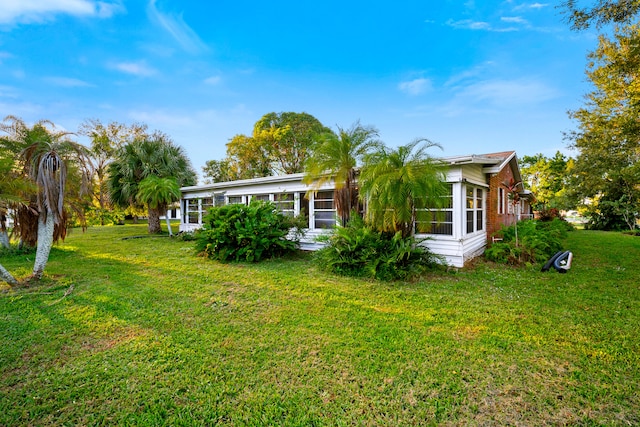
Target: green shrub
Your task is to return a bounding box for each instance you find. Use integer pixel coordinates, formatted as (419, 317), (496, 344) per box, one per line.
(194, 201), (300, 262)
(486, 219), (570, 265)
(314, 216), (442, 281)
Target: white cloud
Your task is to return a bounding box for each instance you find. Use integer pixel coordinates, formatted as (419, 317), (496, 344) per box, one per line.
(44, 76), (93, 87)
(446, 19), (518, 32)
(398, 78), (432, 96)
(146, 0), (209, 54)
(204, 75), (222, 85)
(0, 0), (124, 25)
(501, 16), (528, 25)
(453, 78), (560, 108)
(110, 61), (157, 77)
(513, 3), (549, 11)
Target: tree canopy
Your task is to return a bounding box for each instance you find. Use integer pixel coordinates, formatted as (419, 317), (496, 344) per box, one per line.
(561, 0), (640, 30)
(108, 132), (197, 234)
(566, 24), (640, 229)
(204, 112), (331, 182)
(519, 152), (574, 211)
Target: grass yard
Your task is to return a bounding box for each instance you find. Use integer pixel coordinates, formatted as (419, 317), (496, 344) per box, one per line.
(1, 225), (638, 426)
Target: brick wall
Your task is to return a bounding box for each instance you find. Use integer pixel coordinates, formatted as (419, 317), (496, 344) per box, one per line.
(486, 165), (517, 240)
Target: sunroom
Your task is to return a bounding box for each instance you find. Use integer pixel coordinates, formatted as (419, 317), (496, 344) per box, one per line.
(178, 151), (529, 267)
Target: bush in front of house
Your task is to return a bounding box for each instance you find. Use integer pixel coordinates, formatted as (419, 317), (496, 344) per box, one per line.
(314, 216), (442, 281)
(485, 218), (571, 265)
(194, 201), (300, 262)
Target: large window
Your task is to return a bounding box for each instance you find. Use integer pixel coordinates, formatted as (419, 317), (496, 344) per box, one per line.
(313, 190), (336, 229)
(274, 193), (295, 217)
(415, 184), (453, 235)
(186, 199), (199, 224)
(466, 186), (484, 234)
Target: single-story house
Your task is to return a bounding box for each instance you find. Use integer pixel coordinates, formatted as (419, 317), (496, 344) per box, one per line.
(179, 151), (534, 267)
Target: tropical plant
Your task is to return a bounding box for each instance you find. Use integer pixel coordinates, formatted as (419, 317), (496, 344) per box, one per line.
(78, 119), (148, 225)
(502, 177), (523, 246)
(136, 176), (181, 236)
(195, 201), (299, 262)
(107, 132), (197, 234)
(314, 215), (441, 281)
(0, 115), (92, 283)
(303, 121), (382, 226)
(358, 139), (448, 238)
(485, 219), (571, 266)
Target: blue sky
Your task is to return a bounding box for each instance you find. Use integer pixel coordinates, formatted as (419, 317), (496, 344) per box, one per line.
(1, 1), (597, 180)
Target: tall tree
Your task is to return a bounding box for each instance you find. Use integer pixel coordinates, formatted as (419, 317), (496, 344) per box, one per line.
(520, 151), (574, 210)
(108, 132), (197, 234)
(253, 112), (331, 175)
(359, 140), (448, 238)
(78, 119), (148, 224)
(202, 159), (233, 184)
(213, 112), (330, 180)
(566, 24), (640, 229)
(303, 121), (382, 226)
(21, 133), (92, 279)
(225, 134), (271, 180)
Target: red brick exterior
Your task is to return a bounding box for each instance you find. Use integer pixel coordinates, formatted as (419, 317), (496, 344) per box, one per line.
(484, 151), (533, 241)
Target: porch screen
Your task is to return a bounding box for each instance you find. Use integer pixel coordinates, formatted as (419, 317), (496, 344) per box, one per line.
(313, 190), (336, 229)
(186, 199), (199, 224)
(274, 193), (295, 217)
(415, 184), (453, 235)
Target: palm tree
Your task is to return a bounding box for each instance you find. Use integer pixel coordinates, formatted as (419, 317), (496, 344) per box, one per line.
(137, 176), (181, 236)
(21, 136), (92, 279)
(108, 132), (197, 234)
(1, 115), (92, 282)
(359, 139), (448, 238)
(303, 121), (382, 226)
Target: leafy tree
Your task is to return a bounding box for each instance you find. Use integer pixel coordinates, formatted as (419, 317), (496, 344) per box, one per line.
(108, 132), (197, 234)
(212, 112), (331, 180)
(359, 139), (448, 238)
(566, 24), (640, 229)
(303, 121), (382, 226)
(561, 0), (640, 30)
(136, 176), (181, 236)
(225, 134), (271, 180)
(202, 159), (233, 184)
(253, 112), (331, 175)
(520, 151), (574, 211)
(78, 119), (148, 225)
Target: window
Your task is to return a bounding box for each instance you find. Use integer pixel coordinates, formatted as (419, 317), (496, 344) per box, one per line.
(274, 193), (295, 217)
(228, 195), (243, 205)
(186, 199), (199, 224)
(313, 190), (336, 229)
(252, 194), (270, 202)
(498, 187), (505, 215)
(466, 186), (484, 234)
(201, 197), (214, 214)
(415, 184), (453, 235)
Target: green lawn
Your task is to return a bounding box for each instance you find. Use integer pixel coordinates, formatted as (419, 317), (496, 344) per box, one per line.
(1, 225), (638, 426)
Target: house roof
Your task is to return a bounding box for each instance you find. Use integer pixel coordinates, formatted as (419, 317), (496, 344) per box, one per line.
(182, 150), (525, 192)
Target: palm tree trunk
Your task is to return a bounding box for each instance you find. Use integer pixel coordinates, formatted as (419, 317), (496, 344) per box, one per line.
(0, 214), (9, 249)
(147, 207), (162, 234)
(32, 212), (55, 280)
(165, 212), (173, 236)
(0, 231), (9, 249)
(0, 263), (18, 285)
